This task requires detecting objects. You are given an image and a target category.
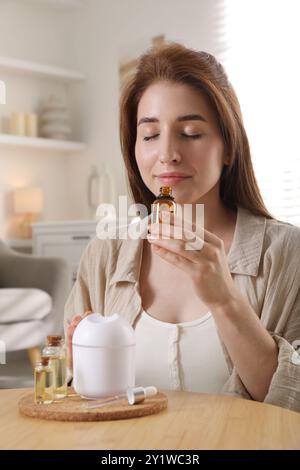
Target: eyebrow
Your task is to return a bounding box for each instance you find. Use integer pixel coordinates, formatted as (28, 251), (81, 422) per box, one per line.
(137, 114), (208, 126)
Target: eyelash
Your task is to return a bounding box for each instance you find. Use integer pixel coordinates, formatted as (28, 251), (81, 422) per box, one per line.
(143, 134), (202, 142)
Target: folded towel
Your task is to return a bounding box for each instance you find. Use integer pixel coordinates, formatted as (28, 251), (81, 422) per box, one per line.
(0, 288), (52, 323)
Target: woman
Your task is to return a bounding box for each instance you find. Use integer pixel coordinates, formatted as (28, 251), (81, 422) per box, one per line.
(64, 43), (300, 411)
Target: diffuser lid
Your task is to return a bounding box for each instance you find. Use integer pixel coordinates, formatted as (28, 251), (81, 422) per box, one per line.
(72, 313), (135, 348)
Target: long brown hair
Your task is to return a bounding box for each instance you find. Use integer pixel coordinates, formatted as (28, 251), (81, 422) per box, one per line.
(119, 42), (273, 219)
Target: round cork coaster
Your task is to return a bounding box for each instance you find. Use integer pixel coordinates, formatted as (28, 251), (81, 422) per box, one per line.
(18, 389), (168, 422)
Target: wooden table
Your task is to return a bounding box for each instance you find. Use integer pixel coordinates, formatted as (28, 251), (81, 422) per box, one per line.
(1, 388), (300, 450)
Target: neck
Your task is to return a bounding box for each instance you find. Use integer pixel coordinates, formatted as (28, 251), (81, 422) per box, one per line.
(203, 199), (235, 234)
(178, 187), (236, 236)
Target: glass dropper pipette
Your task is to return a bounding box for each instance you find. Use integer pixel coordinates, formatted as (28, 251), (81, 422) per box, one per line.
(83, 386), (157, 409)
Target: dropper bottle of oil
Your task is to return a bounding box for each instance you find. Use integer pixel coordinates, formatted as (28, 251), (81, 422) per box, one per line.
(151, 186), (176, 223)
(42, 335), (67, 399)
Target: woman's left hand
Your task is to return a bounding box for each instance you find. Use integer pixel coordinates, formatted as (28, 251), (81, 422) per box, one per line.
(147, 212), (240, 309)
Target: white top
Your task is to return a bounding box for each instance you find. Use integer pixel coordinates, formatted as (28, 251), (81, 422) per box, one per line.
(134, 310), (230, 393)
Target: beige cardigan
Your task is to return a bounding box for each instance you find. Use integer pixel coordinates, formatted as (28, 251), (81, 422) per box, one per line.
(64, 206), (300, 412)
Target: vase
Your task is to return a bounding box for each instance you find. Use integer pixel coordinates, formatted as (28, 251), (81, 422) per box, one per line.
(40, 95), (72, 140)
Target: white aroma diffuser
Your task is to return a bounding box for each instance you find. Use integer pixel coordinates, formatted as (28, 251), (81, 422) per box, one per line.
(72, 313), (135, 399)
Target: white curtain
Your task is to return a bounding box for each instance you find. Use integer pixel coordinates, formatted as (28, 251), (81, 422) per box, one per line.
(220, 0), (300, 225)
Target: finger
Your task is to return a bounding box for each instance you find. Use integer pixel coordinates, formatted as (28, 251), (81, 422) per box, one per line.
(71, 314), (82, 322)
(162, 211), (196, 229)
(67, 310), (92, 369)
(67, 321), (80, 336)
(67, 324), (77, 344)
(149, 219), (204, 243)
(148, 223), (198, 243)
(148, 223), (186, 240)
(161, 212), (224, 247)
(82, 310), (92, 318)
(68, 319), (80, 332)
(170, 212), (224, 246)
(159, 211), (184, 229)
(70, 310), (92, 326)
(148, 236), (205, 259)
(67, 312), (91, 342)
(70, 317), (82, 328)
(159, 211), (205, 240)
(69, 311), (91, 330)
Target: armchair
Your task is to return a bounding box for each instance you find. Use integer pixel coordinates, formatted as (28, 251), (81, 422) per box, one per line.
(0, 240), (71, 388)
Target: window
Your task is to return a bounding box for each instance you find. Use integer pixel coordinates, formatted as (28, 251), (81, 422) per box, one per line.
(221, 0), (300, 225)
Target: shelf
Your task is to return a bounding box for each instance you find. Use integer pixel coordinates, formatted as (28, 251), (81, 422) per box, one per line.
(0, 56), (85, 82)
(0, 134), (86, 154)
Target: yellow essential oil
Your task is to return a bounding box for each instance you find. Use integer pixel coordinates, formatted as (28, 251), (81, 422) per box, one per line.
(42, 335), (67, 399)
(34, 356), (54, 404)
(49, 355), (67, 399)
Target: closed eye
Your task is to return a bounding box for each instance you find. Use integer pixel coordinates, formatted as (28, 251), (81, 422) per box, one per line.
(143, 134), (159, 141)
(143, 134), (202, 141)
(182, 134), (202, 139)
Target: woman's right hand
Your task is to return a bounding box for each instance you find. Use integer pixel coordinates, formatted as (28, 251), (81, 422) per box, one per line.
(66, 310), (92, 370)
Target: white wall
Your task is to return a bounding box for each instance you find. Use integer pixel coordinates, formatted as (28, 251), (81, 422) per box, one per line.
(0, 0), (82, 237)
(0, 0), (224, 238)
(65, 0), (224, 219)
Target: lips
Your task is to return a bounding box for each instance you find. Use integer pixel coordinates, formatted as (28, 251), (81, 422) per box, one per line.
(156, 175), (191, 184)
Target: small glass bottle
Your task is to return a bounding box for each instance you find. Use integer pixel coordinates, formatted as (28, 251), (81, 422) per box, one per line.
(42, 335), (67, 399)
(151, 186), (176, 223)
(34, 356), (54, 404)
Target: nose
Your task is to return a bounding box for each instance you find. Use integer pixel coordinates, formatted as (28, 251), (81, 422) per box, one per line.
(159, 135), (181, 164)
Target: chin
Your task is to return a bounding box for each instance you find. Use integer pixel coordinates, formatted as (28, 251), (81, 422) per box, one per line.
(171, 190), (199, 205)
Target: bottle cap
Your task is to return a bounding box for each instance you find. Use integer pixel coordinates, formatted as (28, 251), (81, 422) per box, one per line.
(46, 335), (62, 346)
(160, 186), (172, 196)
(126, 386), (158, 405)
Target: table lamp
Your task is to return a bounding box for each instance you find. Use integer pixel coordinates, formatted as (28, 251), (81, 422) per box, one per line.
(14, 187), (44, 239)
(0, 80), (6, 104)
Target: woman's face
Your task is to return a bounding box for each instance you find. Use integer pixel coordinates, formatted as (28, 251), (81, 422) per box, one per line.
(135, 81), (228, 205)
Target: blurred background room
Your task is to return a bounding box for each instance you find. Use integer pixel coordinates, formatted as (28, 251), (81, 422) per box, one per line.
(0, 0), (299, 387)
